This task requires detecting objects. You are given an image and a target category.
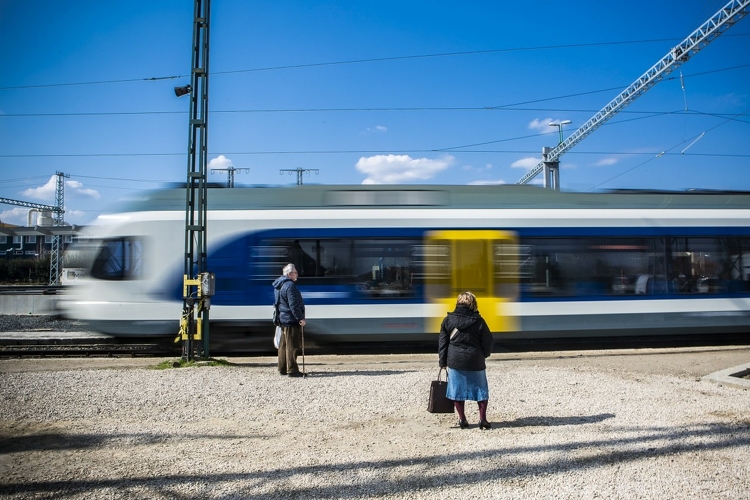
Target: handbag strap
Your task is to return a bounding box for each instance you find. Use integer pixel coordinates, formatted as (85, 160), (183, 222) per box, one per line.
(437, 367), (448, 382)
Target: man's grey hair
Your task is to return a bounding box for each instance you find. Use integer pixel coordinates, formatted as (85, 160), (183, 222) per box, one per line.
(283, 263), (297, 276)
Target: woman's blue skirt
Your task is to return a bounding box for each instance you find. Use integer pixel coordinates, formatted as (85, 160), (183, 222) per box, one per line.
(446, 368), (489, 402)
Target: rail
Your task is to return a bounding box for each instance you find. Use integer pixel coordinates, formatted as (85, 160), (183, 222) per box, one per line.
(0, 285), (64, 295)
(0, 338), (180, 358)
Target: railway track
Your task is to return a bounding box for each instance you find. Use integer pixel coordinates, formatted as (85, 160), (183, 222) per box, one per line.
(3, 332), (748, 359)
(0, 337), (181, 358)
(0, 285), (63, 294)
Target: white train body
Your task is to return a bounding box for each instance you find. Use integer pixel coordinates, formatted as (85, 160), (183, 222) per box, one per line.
(58, 185), (750, 344)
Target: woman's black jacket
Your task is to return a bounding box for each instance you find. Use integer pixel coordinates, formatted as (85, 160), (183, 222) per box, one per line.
(438, 305), (493, 371)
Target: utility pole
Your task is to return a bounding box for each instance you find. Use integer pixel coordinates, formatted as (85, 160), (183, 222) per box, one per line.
(211, 166), (249, 188)
(175, 0), (214, 361)
(280, 168), (319, 185)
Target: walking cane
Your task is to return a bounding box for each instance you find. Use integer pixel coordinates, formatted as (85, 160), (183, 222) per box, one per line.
(301, 323), (306, 377)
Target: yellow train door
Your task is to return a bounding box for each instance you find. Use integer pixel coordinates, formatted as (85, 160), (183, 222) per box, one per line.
(423, 230), (519, 333)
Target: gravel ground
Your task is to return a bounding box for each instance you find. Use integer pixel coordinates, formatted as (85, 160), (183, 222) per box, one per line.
(0, 315), (86, 333)
(1, 346), (749, 499)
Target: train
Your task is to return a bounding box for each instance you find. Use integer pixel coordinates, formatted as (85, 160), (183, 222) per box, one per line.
(57, 184), (750, 347)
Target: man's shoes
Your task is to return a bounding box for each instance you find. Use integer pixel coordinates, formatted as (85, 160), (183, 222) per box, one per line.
(288, 372), (304, 378)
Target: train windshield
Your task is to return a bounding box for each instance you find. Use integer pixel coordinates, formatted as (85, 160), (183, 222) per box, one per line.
(65, 237), (145, 281)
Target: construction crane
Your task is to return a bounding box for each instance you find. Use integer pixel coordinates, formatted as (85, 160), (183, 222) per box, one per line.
(517, 0), (750, 189)
(0, 198), (61, 214)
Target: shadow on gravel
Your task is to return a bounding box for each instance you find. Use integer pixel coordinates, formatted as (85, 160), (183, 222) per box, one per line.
(0, 431), (252, 455)
(494, 413), (616, 428)
(302, 369), (417, 377)
(2, 421), (748, 498)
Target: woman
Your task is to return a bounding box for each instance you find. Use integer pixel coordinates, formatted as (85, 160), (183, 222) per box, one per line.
(438, 291), (494, 429)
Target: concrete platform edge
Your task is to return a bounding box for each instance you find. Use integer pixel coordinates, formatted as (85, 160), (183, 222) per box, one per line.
(702, 362), (750, 390)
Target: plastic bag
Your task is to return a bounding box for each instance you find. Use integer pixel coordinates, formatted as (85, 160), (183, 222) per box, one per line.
(274, 326), (282, 349)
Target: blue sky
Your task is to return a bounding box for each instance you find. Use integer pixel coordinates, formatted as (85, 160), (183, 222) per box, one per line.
(1, 0), (749, 225)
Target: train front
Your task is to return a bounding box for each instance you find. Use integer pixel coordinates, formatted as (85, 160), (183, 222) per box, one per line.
(57, 209), (184, 336)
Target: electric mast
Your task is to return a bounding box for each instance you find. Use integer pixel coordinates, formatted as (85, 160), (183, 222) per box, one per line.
(178, 0), (214, 361)
(49, 171), (69, 285)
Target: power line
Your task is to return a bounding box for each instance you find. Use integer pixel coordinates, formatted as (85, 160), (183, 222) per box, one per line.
(0, 175), (54, 183)
(0, 107), (745, 160)
(2, 35), (747, 92)
(0, 75), (186, 91)
(588, 108), (750, 190)
(1, 150), (746, 159)
(2, 62), (748, 118)
(71, 174), (174, 183)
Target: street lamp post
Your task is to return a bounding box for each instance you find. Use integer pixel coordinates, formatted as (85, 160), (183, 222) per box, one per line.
(549, 119), (572, 144)
(543, 120), (571, 191)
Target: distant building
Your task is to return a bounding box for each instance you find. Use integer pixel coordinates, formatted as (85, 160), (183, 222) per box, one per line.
(0, 222), (81, 259)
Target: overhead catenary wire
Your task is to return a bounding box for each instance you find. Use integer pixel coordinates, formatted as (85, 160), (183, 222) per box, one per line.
(2, 63), (748, 118)
(6, 36), (748, 92)
(589, 108), (750, 190)
(1, 33), (748, 94)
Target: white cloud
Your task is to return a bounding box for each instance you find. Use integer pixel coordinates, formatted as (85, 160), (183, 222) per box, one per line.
(208, 154), (233, 170)
(0, 207), (30, 226)
(21, 176), (100, 201)
(66, 180), (100, 199)
(22, 176), (57, 201)
(362, 125), (388, 134)
(528, 118), (554, 131)
(510, 157), (541, 170)
(594, 157), (618, 167)
(355, 154), (454, 184)
(64, 208), (85, 219)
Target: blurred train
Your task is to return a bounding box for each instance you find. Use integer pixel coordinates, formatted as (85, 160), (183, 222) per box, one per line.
(57, 184), (750, 345)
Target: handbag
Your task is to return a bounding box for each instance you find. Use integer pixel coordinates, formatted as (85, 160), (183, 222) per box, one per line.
(427, 368), (454, 413)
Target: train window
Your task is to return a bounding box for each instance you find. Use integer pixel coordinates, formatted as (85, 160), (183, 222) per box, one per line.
(64, 239), (106, 274)
(353, 239), (417, 297)
(494, 242), (524, 298)
(90, 238), (144, 280)
(255, 237), (420, 297)
(522, 237), (654, 297)
(255, 239), (349, 279)
(520, 236), (750, 298)
(667, 237), (750, 294)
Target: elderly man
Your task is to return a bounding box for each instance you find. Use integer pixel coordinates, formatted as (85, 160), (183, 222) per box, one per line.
(272, 263), (307, 377)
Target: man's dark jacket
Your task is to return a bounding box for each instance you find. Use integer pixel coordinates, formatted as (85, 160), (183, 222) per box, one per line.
(438, 305), (493, 371)
(272, 276), (305, 326)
